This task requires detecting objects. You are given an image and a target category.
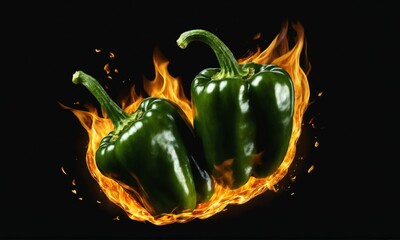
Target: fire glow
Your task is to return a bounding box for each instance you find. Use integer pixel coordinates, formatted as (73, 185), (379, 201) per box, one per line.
(62, 22), (310, 225)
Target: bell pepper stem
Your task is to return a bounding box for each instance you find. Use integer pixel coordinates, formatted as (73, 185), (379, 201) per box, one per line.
(72, 71), (141, 135)
(177, 29), (252, 80)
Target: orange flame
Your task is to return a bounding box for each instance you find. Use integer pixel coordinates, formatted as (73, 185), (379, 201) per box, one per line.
(143, 47), (193, 124)
(62, 21), (310, 225)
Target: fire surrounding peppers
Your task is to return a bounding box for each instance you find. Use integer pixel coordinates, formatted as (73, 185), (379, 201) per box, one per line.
(177, 29), (295, 189)
(72, 71), (214, 216)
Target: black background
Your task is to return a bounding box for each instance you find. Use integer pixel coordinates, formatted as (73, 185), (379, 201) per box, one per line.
(3, 1), (400, 239)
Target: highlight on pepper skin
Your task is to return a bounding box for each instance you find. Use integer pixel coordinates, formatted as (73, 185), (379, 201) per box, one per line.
(62, 21), (310, 225)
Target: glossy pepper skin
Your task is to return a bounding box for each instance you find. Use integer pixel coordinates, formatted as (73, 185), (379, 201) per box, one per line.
(177, 29), (294, 189)
(72, 71), (214, 216)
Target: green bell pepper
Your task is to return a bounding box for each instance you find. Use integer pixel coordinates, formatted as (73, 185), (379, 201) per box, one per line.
(72, 71), (214, 216)
(177, 29), (294, 189)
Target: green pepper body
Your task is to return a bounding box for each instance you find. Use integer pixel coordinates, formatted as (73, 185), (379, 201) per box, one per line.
(177, 30), (294, 189)
(72, 71), (214, 216)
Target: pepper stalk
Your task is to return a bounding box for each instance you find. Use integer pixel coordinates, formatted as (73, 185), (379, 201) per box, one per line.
(177, 29), (254, 80)
(72, 71), (142, 141)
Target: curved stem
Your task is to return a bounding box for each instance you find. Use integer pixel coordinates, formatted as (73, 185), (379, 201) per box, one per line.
(177, 29), (250, 80)
(72, 71), (135, 132)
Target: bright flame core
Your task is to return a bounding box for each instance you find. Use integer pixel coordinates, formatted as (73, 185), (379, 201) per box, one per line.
(64, 22), (310, 225)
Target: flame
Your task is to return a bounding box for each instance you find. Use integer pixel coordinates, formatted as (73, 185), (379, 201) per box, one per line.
(62, 21), (310, 225)
(143, 47), (193, 124)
